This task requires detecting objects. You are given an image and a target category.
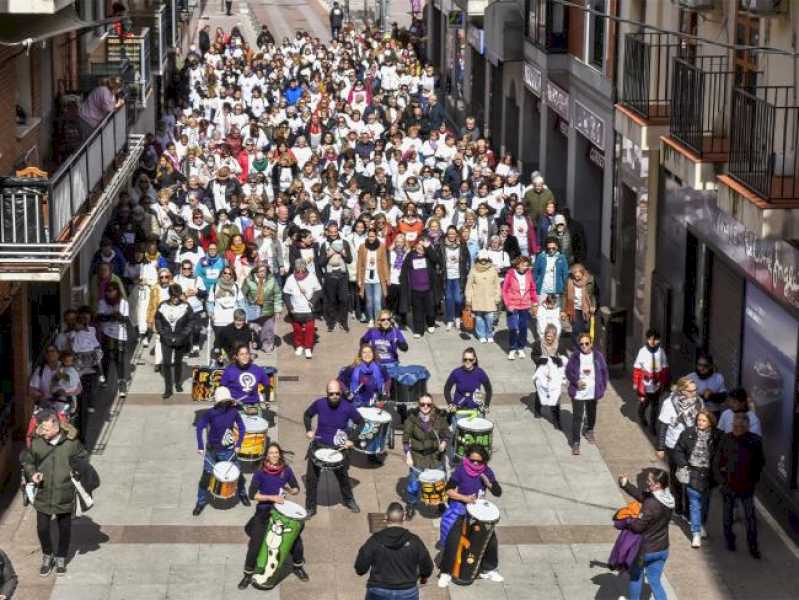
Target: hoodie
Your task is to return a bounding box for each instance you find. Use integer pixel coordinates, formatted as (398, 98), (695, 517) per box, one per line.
(621, 481), (674, 555)
(354, 526), (433, 590)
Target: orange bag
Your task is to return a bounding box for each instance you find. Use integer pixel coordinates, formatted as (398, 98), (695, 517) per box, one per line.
(461, 307), (475, 331)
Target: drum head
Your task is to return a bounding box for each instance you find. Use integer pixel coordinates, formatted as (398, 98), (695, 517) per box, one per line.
(212, 461), (240, 482)
(243, 415), (268, 432)
(419, 469), (446, 483)
(357, 407), (392, 424)
(274, 500), (308, 520)
(467, 499), (500, 522)
(458, 417), (494, 433)
(314, 448), (344, 464)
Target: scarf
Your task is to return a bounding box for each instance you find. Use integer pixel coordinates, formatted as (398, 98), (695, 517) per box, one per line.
(392, 248), (406, 271)
(145, 249), (160, 263)
(689, 428), (712, 469)
(541, 333), (559, 357)
(215, 277), (236, 298)
(255, 277), (266, 305)
(263, 461), (284, 477)
(365, 239), (380, 251)
(674, 393), (701, 427)
(463, 457), (486, 478)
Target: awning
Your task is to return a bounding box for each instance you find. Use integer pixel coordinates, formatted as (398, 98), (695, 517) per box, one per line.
(0, 6), (100, 46)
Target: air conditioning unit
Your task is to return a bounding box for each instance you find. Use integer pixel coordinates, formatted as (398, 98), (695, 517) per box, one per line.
(741, 0), (787, 16)
(673, 0), (716, 10)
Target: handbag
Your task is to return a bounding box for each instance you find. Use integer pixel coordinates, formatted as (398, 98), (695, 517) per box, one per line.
(675, 466), (691, 485)
(461, 307), (475, 331)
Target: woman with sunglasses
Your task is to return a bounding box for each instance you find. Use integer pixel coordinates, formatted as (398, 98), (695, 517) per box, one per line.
(146, 268), (175, 372)
(565, 333), (609, 455)
(443, 348), (492, 415)
(360, 309), (408, 368)
(437, 445), (503, 588)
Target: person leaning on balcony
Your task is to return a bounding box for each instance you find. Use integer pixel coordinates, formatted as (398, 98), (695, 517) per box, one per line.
(78, 77), (124, 141)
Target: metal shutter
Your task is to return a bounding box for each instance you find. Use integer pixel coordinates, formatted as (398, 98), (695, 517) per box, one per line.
(708, 255), (744, 386)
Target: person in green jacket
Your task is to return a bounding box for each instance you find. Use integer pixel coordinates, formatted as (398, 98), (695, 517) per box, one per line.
(242, 263), (283, 353)
(523, 173), (555, 224)
(20, 410), (88, 578)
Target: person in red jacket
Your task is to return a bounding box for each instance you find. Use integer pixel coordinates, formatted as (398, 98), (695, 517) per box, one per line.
(632, 328), (670, 435)
(501, 255), (538, 360)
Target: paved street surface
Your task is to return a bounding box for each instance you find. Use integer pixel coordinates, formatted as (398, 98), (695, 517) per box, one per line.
(3, 2), (799, 599)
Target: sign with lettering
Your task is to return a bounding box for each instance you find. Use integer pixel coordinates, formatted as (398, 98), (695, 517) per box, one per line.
(523, 62), (542, 96)
(546, 81), (569, 121)
(574, 100), (606, 148)
(468, 26), (484, 54)
(588, 145), (605, 170)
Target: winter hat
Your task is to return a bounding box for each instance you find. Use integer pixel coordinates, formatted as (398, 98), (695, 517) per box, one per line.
(214, 386), (233, 404)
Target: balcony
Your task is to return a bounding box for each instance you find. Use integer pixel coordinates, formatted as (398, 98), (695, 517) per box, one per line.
(621, 32), (682, 123)
(669, 55), (733, 162)
(0, 108), (144, 281)
(87, 28), (152, 108)
(726, 86), (799, 206)
(526, 0), (567, 54)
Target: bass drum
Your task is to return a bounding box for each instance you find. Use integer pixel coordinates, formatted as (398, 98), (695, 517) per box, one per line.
(452, 499), (501, 585)
(252, 500), (307, 590)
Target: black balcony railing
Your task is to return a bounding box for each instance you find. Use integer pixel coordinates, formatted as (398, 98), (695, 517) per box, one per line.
(526, 0), (568, 54)
(728, 86), (799, 202)
(621, 32), (682, 122)
(670, 55), (734, 159)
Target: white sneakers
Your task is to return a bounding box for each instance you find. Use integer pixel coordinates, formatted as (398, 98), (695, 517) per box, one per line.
(508, 350), (516, 360)
(479, 570), (504, 583)
(517, 349), (526, 359)
(508, 349), (527, 359)
(446, 322), (453, 331)
(437, 574), (452, 588)
(413, 333), (421, 339)
(427, 326), (435, 333)
(304, 348), (313, 359)
(479, 338), (487, 344)
(295, 346), (304, 356)
(368, 320), (374, 327)
(455, 318), (461, 329)
(487, 336), (495, 343)
(691, 533), (702, 548)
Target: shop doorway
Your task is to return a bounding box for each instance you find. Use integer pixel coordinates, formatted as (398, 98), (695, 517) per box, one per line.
(503, 83), (519, 160)
(573, 134), (604, 274)
(545, 110), (568, 206)
(521, 90), (540, 177)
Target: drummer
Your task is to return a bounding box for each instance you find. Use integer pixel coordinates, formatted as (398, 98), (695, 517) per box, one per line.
(402, 394), (449, 520)
(360, 309), (408, 367)
(343, 345), (387, 408)
(303, 379), (364, 517)
(193, 386), (250, 516)
(443, 348), (493, 415)
(437, 445), (504, 588)
(220, 344), (271, 413)
(239, 442), (309, 590)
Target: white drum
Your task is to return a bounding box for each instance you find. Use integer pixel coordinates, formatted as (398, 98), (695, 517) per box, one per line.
(355, 407), (392, 454)
(312, 447), (344, 470)
(357, 406), (393, 424)
(454, 417), (494, 459)
(466, 498), (501, 524)
(209, 461), (240, 499)
(273, 499), (308, 521)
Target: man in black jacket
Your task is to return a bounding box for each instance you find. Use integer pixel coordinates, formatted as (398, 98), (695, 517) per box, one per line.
(329, 1), (344, 38)
(713, 413), (765, 558)
(317, 222), (352, 332)
(354, 503), (433, 599)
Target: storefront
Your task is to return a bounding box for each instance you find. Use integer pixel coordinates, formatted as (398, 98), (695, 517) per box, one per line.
(466, 22), (485, 131)
(543, 79), (569, 207)
(483, 0), (522, 147)
(654, 178), (799, 541)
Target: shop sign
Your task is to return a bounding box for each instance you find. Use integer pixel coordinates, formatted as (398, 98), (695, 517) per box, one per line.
(523, 62), (542, 97)
(587, 145), (605, 170)
(546, 81), (569, 121)
(574, 100), (605, 148)
(468, 26), (484, 54)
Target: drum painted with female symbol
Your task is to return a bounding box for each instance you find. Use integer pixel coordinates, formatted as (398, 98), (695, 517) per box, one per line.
(252, 500), (307, 590)
(354, 407), (392, 454)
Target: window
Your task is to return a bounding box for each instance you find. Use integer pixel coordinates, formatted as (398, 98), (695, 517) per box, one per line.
(735, 9), (759, 89)
(585, 0), (607, 69)
(528, 0), (568, 52)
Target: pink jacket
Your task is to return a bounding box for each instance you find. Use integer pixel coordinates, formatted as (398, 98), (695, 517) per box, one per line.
(502, 269), (538, 310)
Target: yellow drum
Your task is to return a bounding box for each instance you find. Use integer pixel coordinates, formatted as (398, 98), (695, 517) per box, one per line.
(208, 461), (240, 500)
(237, 415), (268, 462)
(419, 469), (447, 505)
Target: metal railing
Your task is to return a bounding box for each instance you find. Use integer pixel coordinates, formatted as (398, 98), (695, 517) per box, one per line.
(670, 55), (734, 159)
(0, 107), (128, 247)
(621, 32), (682, 121)
(728, 86), (799, 202)
(526, 0), (568, 54)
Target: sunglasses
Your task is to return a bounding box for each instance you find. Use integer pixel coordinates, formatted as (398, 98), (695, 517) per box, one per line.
(463, 357), (476, 363)
(327, 391), (341, 396)
(469, 459), (484, 465)
(159, 276), (170, 280)
(419, 402), (433, 407)
(378, 318), (391, 322)
(579, 342), (592, 347)
(182, 266), (193, 270)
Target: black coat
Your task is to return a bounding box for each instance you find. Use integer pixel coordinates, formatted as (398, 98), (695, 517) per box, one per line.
(622, 481), (672, 555)
(712, 432), (765, 495)
(354, 526), (433, 590)
(154, 301), (194, 348)
(672, 427), (721, 492)
(398, 249), (439, 315)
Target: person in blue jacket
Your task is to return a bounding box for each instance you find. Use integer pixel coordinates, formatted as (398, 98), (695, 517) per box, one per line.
(533, 237), (569, 301)
(284, 79), (303, 105)
(195, 242), (227, 293)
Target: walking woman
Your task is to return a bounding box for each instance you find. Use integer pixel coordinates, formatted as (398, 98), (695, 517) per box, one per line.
(673, 409), (720, 548)
(617, 469), (673, 600)
(283, 258), (322, 358)
(385, 233), (408, 327)
(398, 239), (438, 339)
(356, 228), (390, 327)
(464, 249), (500, 343)
(209, 266), (244, 345)
(656, 376), (704, 521)
(501, 256), (537, 360)
(242, 263), (283, 353)
(154, 284), (194, 399)
(565, 333), (609, 455)
(437, 225), (470, 331)
(96, 281), (130, 397)
(562, 263), (597, 346)
(531, 323), (568, 430)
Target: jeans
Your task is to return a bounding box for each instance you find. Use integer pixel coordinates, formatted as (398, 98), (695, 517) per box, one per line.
(570, 398), (597, 446)
(474, 311), (495, 340)
(363, 282), (383, 322)
(366, 587), (419, 600)
(628, 550), (669, 600)
(196, 447), (246, 506)
(292, 319), (315, 349)
(37, 512), (71, 558)
(570, 308), (588, 346)
(443, 278), (463, 323)
(405, 464), (445, 505)
(101, 335), (128, 386)
(506, 309), (530, 350)
(686, 485), (711, 534)
(722, 490), (758, 550)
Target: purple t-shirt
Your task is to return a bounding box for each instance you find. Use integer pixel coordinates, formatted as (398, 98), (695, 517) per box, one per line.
(251, 466), (299, 510)
(305, 397), (364, 446)
(407, 253), (431, 292)
(448, 464), (496, 503)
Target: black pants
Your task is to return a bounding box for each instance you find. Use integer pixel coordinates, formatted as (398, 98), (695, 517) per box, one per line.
(386, 284), (405, 325)
(722, 491), (758, 550)
(571, 399), (597, 446)
(533, 394), (560, 425)
(570, 309), (588, 347)
(666, 448), (685, 516)
(323, 275), (349, 328)
(305, 451), (354, 509)
(439, 514), (498, 574)
(244, 508), (305, 572)
(331, 25), (341, 39)
(189, 310), (206, 348)
(638, 391), (661, 434)
(37, 512), (71, 558)
(77, 373), (96, 444)
(161, 343), (187, 393)
(101, 336), (127, 386)
(410, 290), (435, 335)
(225, 0), (232, 14)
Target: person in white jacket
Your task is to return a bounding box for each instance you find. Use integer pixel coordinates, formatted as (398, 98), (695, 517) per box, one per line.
(535, 294), (562, 341)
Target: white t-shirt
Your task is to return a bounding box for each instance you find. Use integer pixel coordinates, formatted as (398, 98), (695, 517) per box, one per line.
(514, 216), (529, 254)
(29, 364), (58, 397)
(364, 249), (380, 284)
(284, 273), (322, 313)
(575, 352), (596, 400)
(445, 246), (460, 280)
(542, 254), (557, 294)
(97, 298), (130, 341)
(658, 394), (701, 449)
(515, 269), (528, 296)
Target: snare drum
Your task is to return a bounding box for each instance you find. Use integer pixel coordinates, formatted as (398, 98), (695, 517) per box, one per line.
(454, 416), (494, 459)
(237, 415), (268, 462)
(354, 407), (392, 455)
(192, 367), (224, 402)
(311, 447), (345, 471)
(208, 461), (240, 500)
(419, 469), (447, 506)
(252, 500), (308, 590)
(452, 499), (501, 585)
